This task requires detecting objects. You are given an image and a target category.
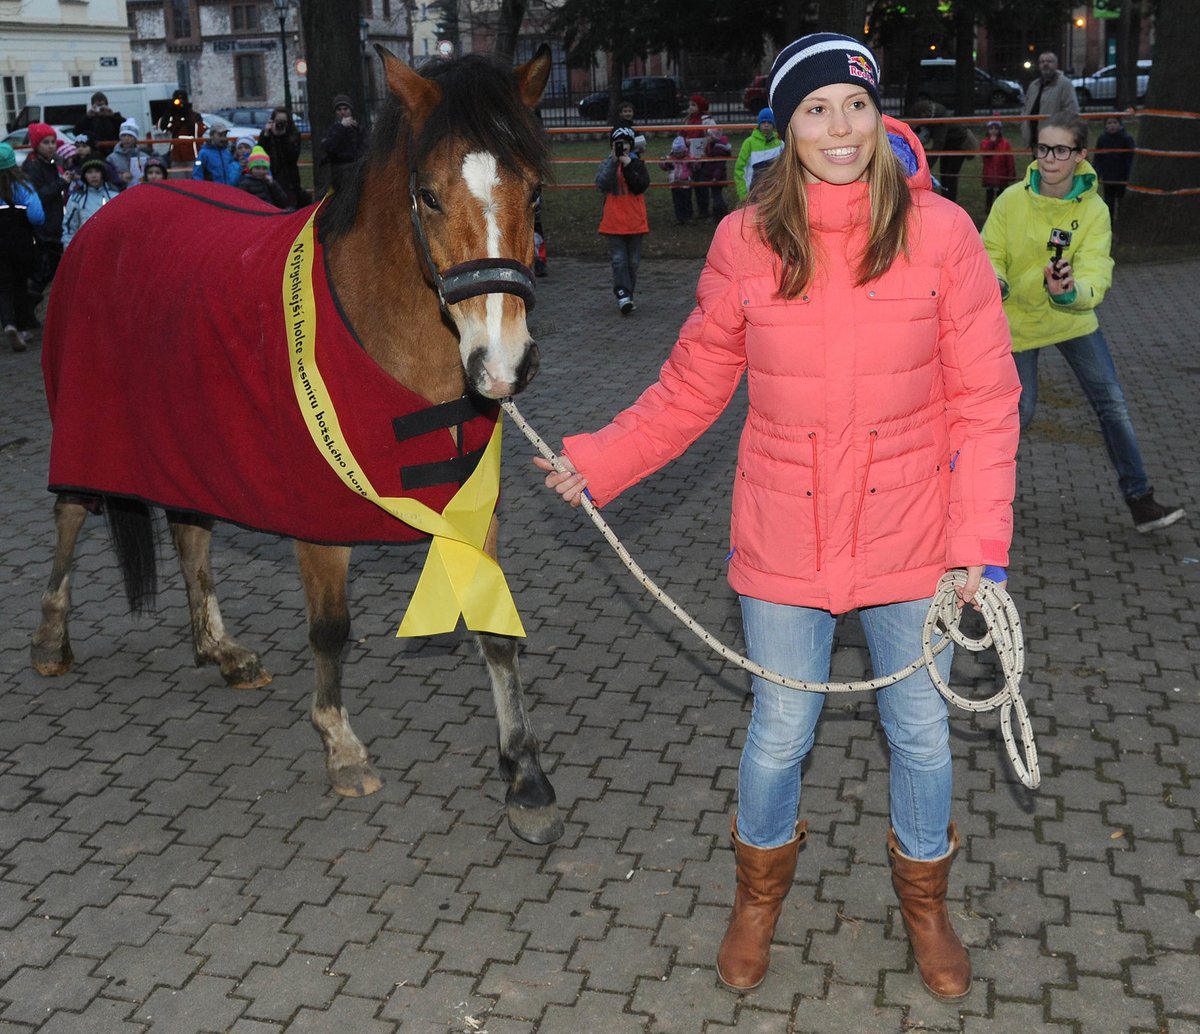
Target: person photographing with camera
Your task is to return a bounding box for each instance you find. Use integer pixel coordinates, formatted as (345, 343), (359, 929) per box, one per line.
(595, 125), (649, 316)
(982, 112), (1184, 533)
(319, 95), (368, 195)
(257, 107), (305, 208)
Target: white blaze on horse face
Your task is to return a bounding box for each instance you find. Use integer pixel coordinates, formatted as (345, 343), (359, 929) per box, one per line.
(456, 149), (531, 396)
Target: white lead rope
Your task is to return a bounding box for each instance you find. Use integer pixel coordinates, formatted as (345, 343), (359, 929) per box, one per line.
(502, 398), (1040, 790)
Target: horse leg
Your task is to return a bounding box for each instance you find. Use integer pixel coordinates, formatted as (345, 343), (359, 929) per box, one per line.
(31, 495), (89, 675)
(294, 541), (382, 797)
(478, 517), (562, 845)
(168, 512), (271, 689)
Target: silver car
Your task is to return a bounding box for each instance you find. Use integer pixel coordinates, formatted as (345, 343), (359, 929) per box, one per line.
(1071, 60), (1152, 105)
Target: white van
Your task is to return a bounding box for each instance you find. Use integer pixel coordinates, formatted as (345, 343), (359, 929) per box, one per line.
(7, 83), (179, 153)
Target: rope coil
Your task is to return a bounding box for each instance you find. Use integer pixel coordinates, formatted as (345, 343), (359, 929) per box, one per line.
(503, 398), (1040, 790)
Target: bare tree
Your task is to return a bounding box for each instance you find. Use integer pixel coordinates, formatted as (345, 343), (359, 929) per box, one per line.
(1117, 0), (1200, 254)
(299, 0), (365, 195)
(495, 0), (528, 61)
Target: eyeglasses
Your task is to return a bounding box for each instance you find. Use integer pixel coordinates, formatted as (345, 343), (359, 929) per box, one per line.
(1035, 143), (1080, 160)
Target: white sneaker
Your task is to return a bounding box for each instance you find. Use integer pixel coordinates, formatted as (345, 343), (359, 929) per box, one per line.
(616, 292), (634, 315)
(4, 325), (25, 353)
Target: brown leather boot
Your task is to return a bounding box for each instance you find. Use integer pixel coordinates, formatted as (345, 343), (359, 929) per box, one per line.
(887, 823), (972, 1002)
(716, 816), (807, 991)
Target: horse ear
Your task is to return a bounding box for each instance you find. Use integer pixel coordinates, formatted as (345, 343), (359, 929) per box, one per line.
(375, 44), (441, 124)
(514, 43), (552, 109)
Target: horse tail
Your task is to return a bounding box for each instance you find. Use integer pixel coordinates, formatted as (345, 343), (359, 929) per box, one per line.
(104, 497), (159, 613)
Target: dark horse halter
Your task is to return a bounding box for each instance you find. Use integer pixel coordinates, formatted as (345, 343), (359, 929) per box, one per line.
(408, 165), (537, 320)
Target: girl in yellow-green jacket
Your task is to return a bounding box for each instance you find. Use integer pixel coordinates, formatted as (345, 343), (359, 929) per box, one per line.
(981, 111), (1184, 533)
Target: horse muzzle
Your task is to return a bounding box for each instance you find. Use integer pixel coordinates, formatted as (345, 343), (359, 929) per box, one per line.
(468, 339), (539, 399)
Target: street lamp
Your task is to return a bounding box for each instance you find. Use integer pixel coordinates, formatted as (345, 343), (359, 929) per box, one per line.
(273, 0), (293, 121)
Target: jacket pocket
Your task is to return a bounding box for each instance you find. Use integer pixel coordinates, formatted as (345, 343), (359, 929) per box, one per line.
(862, 268), (941, 321)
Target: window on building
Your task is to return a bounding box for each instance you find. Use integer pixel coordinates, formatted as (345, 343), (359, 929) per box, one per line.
(177, 60), (192, 95)
(167, 0), (197, 42)
(361, 0), (372, 15)
(232, 3), (260, 31)
(234, 53), (266, 101)
(2, 75), (27, 128)
(383, 0), (391, 17)
(132, 60), (143, 84)
(69, 75), (92, 88)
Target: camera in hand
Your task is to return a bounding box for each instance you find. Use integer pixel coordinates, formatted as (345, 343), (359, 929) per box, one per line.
(614, 140), (626, 157)
(1046, 227), (1072, 279)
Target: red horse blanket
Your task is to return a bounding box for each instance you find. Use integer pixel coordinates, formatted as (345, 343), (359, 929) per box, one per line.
(43, 182), (498, 546)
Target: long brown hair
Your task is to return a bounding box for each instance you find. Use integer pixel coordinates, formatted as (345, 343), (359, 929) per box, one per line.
(753, 117), (912, 298)
(0, 165), (30, 204)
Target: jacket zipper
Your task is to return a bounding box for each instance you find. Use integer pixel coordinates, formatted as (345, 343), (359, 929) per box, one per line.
(851, 430), (878, 557)
(809, 432), (822, 572)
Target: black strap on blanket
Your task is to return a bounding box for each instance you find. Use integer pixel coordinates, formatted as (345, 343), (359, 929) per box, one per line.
(393, 396), (498, 490)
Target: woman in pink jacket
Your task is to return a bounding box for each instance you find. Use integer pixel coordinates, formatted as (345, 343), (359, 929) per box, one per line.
(536, 33), (1019, 1001)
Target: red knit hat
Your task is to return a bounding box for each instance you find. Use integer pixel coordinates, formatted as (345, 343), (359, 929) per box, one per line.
(27, 123), (57, 150)
(689, 94), (710, 114)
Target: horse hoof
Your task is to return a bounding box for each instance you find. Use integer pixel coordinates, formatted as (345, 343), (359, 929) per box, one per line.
(32, 658), (72, 677)
(330, 764), (384, 798)
(222, 662), (272, 690)
(506, 803), (564, 845)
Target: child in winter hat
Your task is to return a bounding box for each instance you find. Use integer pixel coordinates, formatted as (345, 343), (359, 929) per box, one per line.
(767, 32), (882, 135)
(118, 119), (141, 142)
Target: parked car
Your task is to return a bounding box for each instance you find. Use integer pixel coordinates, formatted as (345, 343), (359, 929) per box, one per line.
(912, 58), (1023, 111)
(743, 74), (768, 113)
(577, 76), (685, 121)
(1071, 60), (1151, 105)
(210, 107), (310, 135)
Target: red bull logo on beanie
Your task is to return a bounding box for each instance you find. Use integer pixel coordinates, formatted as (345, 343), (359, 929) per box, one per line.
(847, 54), (877, 86)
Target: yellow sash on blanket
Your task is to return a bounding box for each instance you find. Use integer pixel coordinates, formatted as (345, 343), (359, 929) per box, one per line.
(283, 207), (524, 638)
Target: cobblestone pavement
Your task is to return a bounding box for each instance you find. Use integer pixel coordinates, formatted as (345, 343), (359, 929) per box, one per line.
(0, 250), (1197, 1033)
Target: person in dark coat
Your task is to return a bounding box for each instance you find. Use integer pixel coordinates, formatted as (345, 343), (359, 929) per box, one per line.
(236, 146), (289, 208)
(1091, 115), (1137, 220)
(21, 123), (67, 304)
(319, 94), (368, 194)
(72, 91), (125, 156)
(257, 106), (306, 207)
(0, 143), (46, 349)
(156, 89), (206, 165)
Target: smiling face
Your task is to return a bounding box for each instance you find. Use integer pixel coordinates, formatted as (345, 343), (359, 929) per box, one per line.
(787, 81), (878, 185)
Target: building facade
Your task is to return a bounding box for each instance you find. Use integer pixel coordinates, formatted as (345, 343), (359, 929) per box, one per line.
(0, 0), (133, 129)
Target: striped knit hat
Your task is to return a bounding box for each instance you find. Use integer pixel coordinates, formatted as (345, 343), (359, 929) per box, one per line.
(768, 33), (882, 133)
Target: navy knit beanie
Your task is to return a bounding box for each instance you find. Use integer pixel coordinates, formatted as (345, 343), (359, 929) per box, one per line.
(756, 107), (775, 126)
(768, 33), (882, 134)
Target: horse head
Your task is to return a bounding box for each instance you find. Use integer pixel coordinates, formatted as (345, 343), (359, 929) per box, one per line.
(378, 46), (552, 400)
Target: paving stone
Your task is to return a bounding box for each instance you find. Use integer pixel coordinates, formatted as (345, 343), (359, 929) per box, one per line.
(193, 912), (296, 980)
(286, 993), (398, 1033)
(423, 908), (527, 974)
(478, 948), (584, 1019)
(328, 930), (436, 999)
(569, 925), (672, 991)
(36, 996), (147, 1033)
(236, 951), (341, 1022)
(57, 894), (161, 957)
(131, 974), (245, 1033)
(155, 876), (249, 936)
(0, 954), (105, 1025)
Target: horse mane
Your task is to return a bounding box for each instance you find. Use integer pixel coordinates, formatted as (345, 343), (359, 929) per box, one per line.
(320, 53), (550, 244)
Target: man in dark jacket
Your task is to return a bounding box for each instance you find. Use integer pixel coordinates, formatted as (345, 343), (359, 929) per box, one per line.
(257, 107), (305, 208)
(319, 95), (368, 193)
(72, 91), (124, 155)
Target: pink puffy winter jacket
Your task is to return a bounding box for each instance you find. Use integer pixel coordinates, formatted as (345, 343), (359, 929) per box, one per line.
(563, 117), (1020, 615)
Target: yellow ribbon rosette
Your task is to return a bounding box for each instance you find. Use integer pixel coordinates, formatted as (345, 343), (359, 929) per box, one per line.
(283, 208), (524, 638)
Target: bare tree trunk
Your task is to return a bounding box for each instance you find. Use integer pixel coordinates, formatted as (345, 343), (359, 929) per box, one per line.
(817, 0), (868, 39)
(299, 0), (365, 197)
(1116, 0), (1200, 257)
(1114, 0), (1140, 109)
(495, 0), (527, 62)
(954, 3), (976, 116)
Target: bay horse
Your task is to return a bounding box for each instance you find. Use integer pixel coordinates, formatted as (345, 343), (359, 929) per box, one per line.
(30, 46), (563, 844)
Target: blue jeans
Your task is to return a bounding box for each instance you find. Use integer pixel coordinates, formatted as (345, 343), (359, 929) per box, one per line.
(603, 233), (643, 299)
(1013, 330), (1150, 499)
(737, 595), (953, 860)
